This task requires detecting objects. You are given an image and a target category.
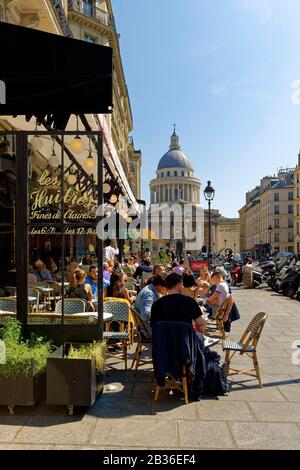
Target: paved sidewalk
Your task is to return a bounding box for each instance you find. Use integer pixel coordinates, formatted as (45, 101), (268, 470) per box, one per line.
(0, 287), (300, 450)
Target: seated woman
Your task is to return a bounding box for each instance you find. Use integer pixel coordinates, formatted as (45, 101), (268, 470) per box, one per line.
(105, 272), (135, 303)
(196, 266), (211, 297)
(182, 272), (204, 300)
(68, 268), (94, 312)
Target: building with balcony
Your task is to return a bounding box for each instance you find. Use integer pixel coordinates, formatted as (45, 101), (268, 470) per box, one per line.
(240, 168), (295, 257)
(128, 136), (141, 200)
(67, 0), (134, 181)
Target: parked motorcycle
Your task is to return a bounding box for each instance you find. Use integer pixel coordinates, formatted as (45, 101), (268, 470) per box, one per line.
(278, 264), (300, 298)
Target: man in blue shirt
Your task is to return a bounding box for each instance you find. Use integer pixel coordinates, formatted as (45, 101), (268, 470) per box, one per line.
(85, 265), (111, 300)
(134, 274), (167, 329)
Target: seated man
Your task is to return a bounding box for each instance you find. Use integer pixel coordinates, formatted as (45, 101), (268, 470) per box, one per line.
(146, 264), (166, 285)
(206, 271), (233, 321)
(133, 258), (153, 279)
(85, 265), (99, 300)
(151, 273), (229, 400)
(122, 258), (135, 276)
(134, 274), (167, 329)
(150, 272), (206, 333)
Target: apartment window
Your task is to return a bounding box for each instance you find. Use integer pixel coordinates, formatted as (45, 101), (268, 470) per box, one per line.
(274, 233), (280, 243)
(274, 218), (280, 229)
(288, 233), (294, 243)
(288, 218), (294, 228)
(84, 34), (96, 43)
(288, 191), (293, 201)
(167, 171), (170, 177)
(174, 171), (177, 177)
(288, 205), (293, 214)
(129, 163), (135, 172)
(181, 171), (185, 176)
(297, 222), (299, 235)
(274, 193), (279, 201)
(274, 205), (279, 214)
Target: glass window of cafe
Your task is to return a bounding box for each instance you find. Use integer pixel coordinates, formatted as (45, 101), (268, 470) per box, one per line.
(0, 131), (102, 327)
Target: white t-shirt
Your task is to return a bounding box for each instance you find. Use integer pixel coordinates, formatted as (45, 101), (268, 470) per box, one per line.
(216, 281), (229, 304)
(104, 245), (119, 260)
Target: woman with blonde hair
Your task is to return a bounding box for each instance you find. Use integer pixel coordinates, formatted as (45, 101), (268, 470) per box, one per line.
(68, 268), (94, 312)
(196, 266), (211, 296)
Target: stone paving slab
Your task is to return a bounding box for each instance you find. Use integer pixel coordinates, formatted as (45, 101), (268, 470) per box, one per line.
(13, 416), (96, 445)
(178, 420), (235, 449)
(248, 401), (300, 422)
(195, 400), (255, 421)
(90, 419), (179, 448)
(229, 422), (300, 449)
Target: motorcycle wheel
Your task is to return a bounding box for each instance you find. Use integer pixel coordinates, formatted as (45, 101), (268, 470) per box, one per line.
(287, 287), (296, 299)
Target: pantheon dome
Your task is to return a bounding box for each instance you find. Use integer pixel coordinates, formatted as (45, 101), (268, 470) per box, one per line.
(150, 129), (201, 205)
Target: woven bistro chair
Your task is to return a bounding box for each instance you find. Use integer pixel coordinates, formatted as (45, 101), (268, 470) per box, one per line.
(103, 299), (131, 370)
(55, 299), (86, 314)
(205, 297), (231, 340)
(124, 282), (137, 291)
(222, 311), (268, 388)
(0, 297), (17, 313)
(48, 281), (62, 307)
(130, 307), (153, 375)
(141, 271), (152, 287)
(28, 287), (41, 313)
(126, 277), (139, 285)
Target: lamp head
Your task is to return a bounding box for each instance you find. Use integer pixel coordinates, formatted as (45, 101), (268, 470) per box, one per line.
(204, 180), (215, 201)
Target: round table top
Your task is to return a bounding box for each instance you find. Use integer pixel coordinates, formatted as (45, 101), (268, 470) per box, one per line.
(67, 312), (112, 320)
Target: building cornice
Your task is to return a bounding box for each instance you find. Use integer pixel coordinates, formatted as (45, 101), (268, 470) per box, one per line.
(150, 176), (201, 187)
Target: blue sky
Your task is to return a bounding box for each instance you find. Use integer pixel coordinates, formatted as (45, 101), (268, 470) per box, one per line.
(112, 0), (300, 217)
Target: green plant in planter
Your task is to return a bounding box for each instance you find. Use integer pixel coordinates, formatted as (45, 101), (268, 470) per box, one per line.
(67, 341), (107, 375)
(0, 317), (51, 378)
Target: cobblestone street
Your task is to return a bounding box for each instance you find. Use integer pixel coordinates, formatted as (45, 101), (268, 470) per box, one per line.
(0, 287), (300, 450)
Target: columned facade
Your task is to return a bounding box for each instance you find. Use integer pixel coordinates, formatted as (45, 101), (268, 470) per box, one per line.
(148, 129), (202, 256)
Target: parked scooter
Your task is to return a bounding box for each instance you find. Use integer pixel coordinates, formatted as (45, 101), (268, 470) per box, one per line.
(278, 264), (300, 298)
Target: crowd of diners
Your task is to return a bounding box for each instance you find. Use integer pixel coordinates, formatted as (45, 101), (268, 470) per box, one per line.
(23, 240), (237, 330)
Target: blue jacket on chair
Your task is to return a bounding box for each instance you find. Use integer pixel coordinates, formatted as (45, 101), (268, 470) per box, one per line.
(152, 321), (206, 397)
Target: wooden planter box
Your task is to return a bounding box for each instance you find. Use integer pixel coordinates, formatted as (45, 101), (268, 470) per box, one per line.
(0, 368), (46, 415)
(46, 346), (104, 415)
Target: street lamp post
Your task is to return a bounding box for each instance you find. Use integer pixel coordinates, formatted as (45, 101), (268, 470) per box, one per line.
(234, 242), (236, 253)
(204, 180), (215, 264)
(224, 238), (227, 249)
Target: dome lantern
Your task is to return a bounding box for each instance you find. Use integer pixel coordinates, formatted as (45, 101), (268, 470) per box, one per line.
(157, 127), (193, 171)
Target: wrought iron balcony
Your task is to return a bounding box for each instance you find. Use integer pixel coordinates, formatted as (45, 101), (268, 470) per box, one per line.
(68, 1), (115, 30)
(51, 0), (73, 37)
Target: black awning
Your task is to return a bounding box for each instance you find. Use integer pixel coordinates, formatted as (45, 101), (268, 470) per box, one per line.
(0, 22), (113, 127)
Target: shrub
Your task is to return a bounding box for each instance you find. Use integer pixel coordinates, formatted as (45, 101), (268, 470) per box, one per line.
(0, 317), (51, 378)
(67, 341), (107, 375)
